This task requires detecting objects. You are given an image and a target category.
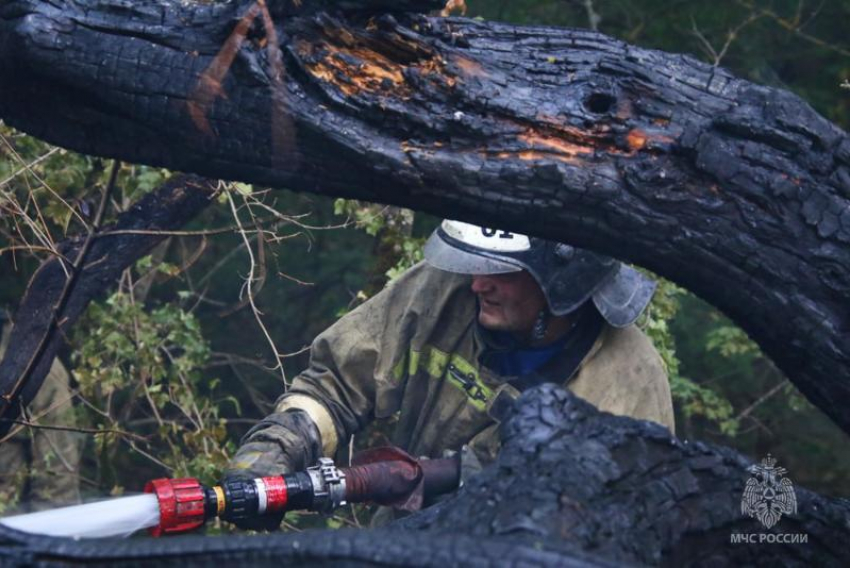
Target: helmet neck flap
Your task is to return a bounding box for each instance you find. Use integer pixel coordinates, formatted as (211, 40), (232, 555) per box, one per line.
(424, 220), (656, 327)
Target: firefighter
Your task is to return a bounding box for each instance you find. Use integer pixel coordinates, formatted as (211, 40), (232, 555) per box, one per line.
(226, 220), (674, 491)
(0, 310), (82, 511)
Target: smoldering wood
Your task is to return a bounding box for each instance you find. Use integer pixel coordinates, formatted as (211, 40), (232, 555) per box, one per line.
(0, 175), (216, 434)
(0, 0), (847, 435)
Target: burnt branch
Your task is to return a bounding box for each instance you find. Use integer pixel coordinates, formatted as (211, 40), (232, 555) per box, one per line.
(0, 175), (217, 436)
(0, 162), (121, 433)
(0, 0), (848, 436)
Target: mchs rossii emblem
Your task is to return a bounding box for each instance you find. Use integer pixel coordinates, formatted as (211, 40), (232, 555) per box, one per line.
(741, 454), (797, 529)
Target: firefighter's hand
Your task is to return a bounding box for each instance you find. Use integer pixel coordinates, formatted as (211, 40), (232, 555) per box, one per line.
(223, 437), (294, 531)
(224, 438), (296, 480)
(225, 409), (323, 478)
(219, 471), (286, 532)
(222, 408), (324, 530)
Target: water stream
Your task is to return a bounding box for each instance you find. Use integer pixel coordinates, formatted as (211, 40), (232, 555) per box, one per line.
(0, 493), (160, 538)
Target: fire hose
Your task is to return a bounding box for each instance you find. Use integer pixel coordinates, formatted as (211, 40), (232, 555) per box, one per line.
(145, 447), (459, 536)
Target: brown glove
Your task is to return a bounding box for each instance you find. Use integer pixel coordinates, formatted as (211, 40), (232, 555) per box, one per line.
(224, 409), (323, 479)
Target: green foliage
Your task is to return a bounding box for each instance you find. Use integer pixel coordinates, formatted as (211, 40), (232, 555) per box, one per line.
(385, 237), (425, 281)
(0, 470), (24, 514)
(638, 276), (738, 435)
(73, 287), (234, 486)
(334, 198), (387, 237)
(706, 325), (759, 358)
(671, 375), (738, 436)
(217, 182), (253, 204)
(117, 165), (171, 205)
(1, 126), (168, 233)
(334, 199), (423, 285)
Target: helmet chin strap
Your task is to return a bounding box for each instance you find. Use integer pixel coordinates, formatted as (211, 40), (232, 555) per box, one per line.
(532, 309), (548, 342)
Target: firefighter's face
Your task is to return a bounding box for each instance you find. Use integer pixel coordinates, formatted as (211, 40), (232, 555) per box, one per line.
(471, 271), (546, 335)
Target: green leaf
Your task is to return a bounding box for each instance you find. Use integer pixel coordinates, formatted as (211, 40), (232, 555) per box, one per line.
(233, 183), (253, 196)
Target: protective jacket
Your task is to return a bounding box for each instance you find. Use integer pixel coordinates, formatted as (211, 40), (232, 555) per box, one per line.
(231, 263), (674, 476)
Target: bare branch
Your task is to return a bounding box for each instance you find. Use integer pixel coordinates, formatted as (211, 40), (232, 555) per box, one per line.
(0, 132), (89, 232)
(690, 11), (763, 67)
(0, 418), (148, 442)
(734, 0), (850, 57)
(225, 187), (288, 386)
(736, 379), (790, 421)
(0, 146), (60, 188)
(582, 0), (601, 31)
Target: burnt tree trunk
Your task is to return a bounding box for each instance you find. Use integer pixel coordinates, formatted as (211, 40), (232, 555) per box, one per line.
(1, 0), (847, 434)
(0, 175), (216, 432)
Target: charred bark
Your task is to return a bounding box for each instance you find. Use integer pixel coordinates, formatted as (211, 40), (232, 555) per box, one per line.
(0, 385), (847, 566)
(0, 0), (846, 434)
(0, 175), (216, 434)
(398, 385), (850, 566)
(0, 525), (606, 567)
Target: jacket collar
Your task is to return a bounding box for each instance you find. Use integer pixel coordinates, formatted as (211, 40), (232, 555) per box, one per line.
(474, 302), (605, 387)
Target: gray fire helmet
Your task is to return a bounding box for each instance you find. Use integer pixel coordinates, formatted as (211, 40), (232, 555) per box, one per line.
(423, 220), (656, 327)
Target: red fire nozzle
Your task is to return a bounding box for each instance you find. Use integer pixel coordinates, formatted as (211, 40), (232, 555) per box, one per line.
(144, 478), (208, 536)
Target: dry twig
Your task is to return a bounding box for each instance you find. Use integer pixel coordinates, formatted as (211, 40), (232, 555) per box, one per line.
(225, 186), (288, 386)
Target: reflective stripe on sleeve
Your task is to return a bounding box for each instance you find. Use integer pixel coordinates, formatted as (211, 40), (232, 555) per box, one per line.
(275, 394), (339, 457)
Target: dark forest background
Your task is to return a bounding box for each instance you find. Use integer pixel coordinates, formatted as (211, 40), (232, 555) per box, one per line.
(0, 0), (848, 521)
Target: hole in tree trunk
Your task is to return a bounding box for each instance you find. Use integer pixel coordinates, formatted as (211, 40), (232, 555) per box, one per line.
(584, 93), (616, 114)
